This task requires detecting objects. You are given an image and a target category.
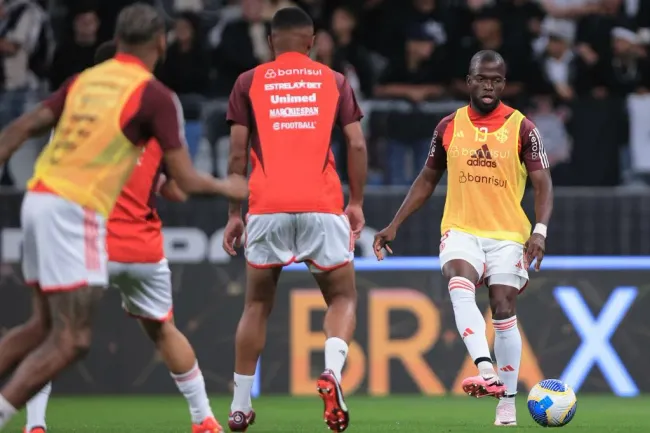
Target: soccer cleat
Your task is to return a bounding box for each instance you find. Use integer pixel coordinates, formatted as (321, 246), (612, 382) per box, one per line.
(24, 428), (46, 433)
(317, 369), (349, 432)
(228, 409), (256, 432)
(193, 416), (223, 433)
(461, 373), (507, 398)
(494, 398), (517, 426)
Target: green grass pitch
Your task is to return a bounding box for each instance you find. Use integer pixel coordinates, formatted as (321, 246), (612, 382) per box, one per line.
(8, 395), (650, 432)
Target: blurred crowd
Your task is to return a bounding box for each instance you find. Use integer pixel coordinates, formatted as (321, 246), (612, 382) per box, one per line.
(0, 0), (649, 186)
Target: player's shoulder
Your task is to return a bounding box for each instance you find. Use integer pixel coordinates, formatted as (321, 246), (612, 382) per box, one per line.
(436, 112), (457, 132)
(140, 78), (181, 108)
(235, 68), (257, 90)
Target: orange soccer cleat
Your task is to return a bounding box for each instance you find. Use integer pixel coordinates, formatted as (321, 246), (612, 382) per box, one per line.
(317, 369), (350, 432)
(24, 428), (46, 433)
(192, 416), (223, 433)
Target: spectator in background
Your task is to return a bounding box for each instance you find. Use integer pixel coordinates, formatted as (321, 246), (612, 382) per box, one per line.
(263, 0), (298, 21)
(48, 7), (100, 90)
(161, 11), (210, 95)
(451, 6), (530, 101)
(161, 11), (210, 161)
(375, 25), (447, 185)
(329, 5), (374, 98)
(0, 0), (48, 186)
(604, 23), (650, 95)
(213, 0), (271, 96)
(375, 25), (447, 102)
(573, 0), (624, 98)
(534, 19), (578, 102)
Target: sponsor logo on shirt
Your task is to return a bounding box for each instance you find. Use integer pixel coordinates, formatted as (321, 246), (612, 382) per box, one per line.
(448, 145), (511, 160)
(270, 93), (317, 104)
(269, 107), (319, 118)
(459, 171), (508, 188)
(272, 121), (317, 131)
(265, 68), (323, 79)
(264, 81), (322, 91)
(466, 144), (497, 168)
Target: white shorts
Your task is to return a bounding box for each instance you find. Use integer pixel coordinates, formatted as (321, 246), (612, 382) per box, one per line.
(21, 192), (108, 292)
(245, 213), (354, 272)
(439, 229), (528, 290)
(109, 259), (173, 322)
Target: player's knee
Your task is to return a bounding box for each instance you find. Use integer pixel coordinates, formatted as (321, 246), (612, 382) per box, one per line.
(51, 325), (93, 360)
(489, 296), (516, 320)
(23, 313), (51, 342)
(243, 300), (274, 319)
(141, 318), (175, 343)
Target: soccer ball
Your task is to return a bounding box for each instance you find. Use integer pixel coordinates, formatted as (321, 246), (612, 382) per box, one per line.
(527, 379), (577, 427)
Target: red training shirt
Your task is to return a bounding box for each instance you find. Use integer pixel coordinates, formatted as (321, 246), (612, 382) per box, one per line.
(227, 52), (363, 215)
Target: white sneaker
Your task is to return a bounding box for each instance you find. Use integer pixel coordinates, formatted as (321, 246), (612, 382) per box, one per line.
(494, 398), (517, 426)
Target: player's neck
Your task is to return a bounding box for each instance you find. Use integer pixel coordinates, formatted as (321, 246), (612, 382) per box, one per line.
(274, 49), (309, 59)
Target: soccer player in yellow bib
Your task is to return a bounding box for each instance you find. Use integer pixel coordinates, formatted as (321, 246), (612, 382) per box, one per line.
(373, 50), (554, 427)
(0, 4), (246, 430)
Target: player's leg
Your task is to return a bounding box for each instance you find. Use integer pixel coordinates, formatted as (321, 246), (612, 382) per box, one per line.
(0, 194), (51, 379)
(295, 213), (356, 432)
(115, 260), (220, 432)
(229, 214), (294, 432)
(0, 286), (103, 428)
(0, 194), (107, 428)
(485, 240), (528, 426)
(439, 230), (505, 398)
(0, 290), (50, 380)
(25, 382), (51, 433)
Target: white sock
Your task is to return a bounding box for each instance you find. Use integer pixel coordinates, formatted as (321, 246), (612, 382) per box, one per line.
(0, 394), (17, 428)
(26, 382), (52, 430)
(493, 316), (522, 396)
(171, 362), (214, 424)
(231, 373), (254, 413)
(324, 337), (348, 382)
(449, 277), (493, 374)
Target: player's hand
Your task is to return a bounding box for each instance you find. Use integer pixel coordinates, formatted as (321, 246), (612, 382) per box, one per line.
(220, 174), (249, 200)
(345, 203), (365, 240)
(223, 216), (245, 256)
(524, 233), (546, 272)
(373, 226), (396, 261)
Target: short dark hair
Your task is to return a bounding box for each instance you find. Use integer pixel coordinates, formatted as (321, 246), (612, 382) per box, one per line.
(469, 50), (505, 74)
(271, 7), (314, 32)
(115, 3), (165, 45)
(94, 41), (116, 64)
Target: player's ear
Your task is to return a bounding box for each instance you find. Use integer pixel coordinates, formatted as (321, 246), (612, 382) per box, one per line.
(307, 35), (315, 54)
(466, 75), (472, 86)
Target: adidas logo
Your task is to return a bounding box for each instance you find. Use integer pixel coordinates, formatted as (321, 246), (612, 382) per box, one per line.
(467, 144), (497, 168)
(500, 365), (515, 372)
(462, 328), (474, 338)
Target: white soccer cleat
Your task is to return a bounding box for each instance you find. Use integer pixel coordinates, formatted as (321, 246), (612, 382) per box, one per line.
(494, 398), (517, 426)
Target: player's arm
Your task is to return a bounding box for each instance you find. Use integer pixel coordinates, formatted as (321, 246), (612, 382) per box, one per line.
(388, 123), (448, 231)
(521, 120), (554, 270)
(157, 173), (187, 202)
(337, 75), (367, 206)
(0, 76), (74, 165)
(373, 120), (447, 259)
(227, 124), (249, 217)
(0, 105), (57, 165)
(225, 71), (253, 218)
(148, 83), (247, 199)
